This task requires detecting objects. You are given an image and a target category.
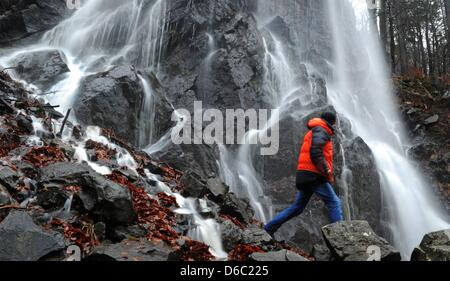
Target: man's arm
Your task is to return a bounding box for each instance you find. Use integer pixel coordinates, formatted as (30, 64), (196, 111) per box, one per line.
(310, 127), (331, 179)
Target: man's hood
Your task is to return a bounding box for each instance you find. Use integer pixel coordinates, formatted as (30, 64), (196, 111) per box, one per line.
(307, 118), (334, 136)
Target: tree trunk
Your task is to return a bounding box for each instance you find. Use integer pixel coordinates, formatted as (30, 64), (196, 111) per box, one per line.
(444, 0), (450, 74)
(425, 21), (434, 77)
(388, 0), (397, 73)
(418, 26), (427, 75)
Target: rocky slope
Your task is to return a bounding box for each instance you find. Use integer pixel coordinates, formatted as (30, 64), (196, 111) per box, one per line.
(0, 69), (316, 261)
(396, 77), (450, 213)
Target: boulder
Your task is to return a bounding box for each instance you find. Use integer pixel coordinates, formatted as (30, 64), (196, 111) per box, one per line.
(74, 65), (173, 147)
(322, 221), (401, 261)
(85, 239), (171, 261)
(0, 0), (68, 45)
(220, 193), (254, 224)
(180, 170), (207, 198)
(341, 137), (383, 235)
(0, 165), (21, 194)
(249, 249), (309, 261)
(411, 229), (450, 261)
(0, 210), (65, 261)
(0, 184), (12, 206)
(39, 162), (136, 225)
(220, 219), (244, 252)
(11, 49), (69, 91)
(241, 226), (273, 247)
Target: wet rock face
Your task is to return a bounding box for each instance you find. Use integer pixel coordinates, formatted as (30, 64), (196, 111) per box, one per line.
(0, 0), (69, 45)
(11, 49), (69, 91)
(0, 210), (66, 261)
(153, 0), (268, 179)
(74, 65), (173, 147)
(39, 162), (137, 226)
(322, 221), (401, 261)
(411, 229), (450, 261)
(342, 137), (383, 235)
(257, 0), (332, 74)
(162, 0), (265, 109)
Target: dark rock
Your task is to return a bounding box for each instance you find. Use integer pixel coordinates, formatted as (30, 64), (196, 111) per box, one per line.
(311, 243), (333, 261)
(94, 222), (106, 241)
(36, 185), (68, 212)
(85, 239), (171, 261)
(220, 219), (244, 252)
(15, 114), (33, 134)
(0, 165), (21, 194)
(0, 0), (69, 45)
(220, 193), (254, 224)
(180, 170), (207, 198)
(322, 221), (401, 261)
(411, 229), (450, 261)
(0, 184), (12, 205)
(249, 249), (309, 261)
(241, 226), (273, 247)
(0, 210), (65, 261)
(341, 137), (383, 235)
(11, 49), (69, 91)
(39, 162), (136, 225)
(74, 65), (173, 147)
(109, 225), (148, 242)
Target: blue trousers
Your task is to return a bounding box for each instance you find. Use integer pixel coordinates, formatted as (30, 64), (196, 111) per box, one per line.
(264, 182), (343, 234)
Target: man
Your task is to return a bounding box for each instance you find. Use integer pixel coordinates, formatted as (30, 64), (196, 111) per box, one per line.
(264, 112), (343, 236)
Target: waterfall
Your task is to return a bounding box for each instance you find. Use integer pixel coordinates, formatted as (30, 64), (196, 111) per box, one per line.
(42, 0), (168, 70)
(326, 0), (449, 259)
(138, 75), (156, 148)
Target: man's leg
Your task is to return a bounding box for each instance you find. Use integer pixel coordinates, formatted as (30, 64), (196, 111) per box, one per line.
(314, 182), (343, 223)
(264, 190), (313, 234)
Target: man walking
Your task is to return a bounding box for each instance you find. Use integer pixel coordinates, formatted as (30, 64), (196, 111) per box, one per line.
(264, 112), (343, 236)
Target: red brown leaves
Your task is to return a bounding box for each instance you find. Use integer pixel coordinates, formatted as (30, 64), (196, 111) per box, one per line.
(107, 172), (180, 246)
(85, 139), (117, 161)
(219, 214), (247, 229)
(175, 239), (214, 261)
(228, 244), (265, 261)
(50, 218), (99, 253)
(157, 192), (178, 208)
(64, 185), (81, 194)
(23, 146), (65, 167)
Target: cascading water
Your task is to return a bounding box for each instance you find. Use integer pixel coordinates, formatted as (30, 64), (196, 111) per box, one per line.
(326, 0), (450, 259)
(137, 75), (156, 148)
(42, 0), (168, 70)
